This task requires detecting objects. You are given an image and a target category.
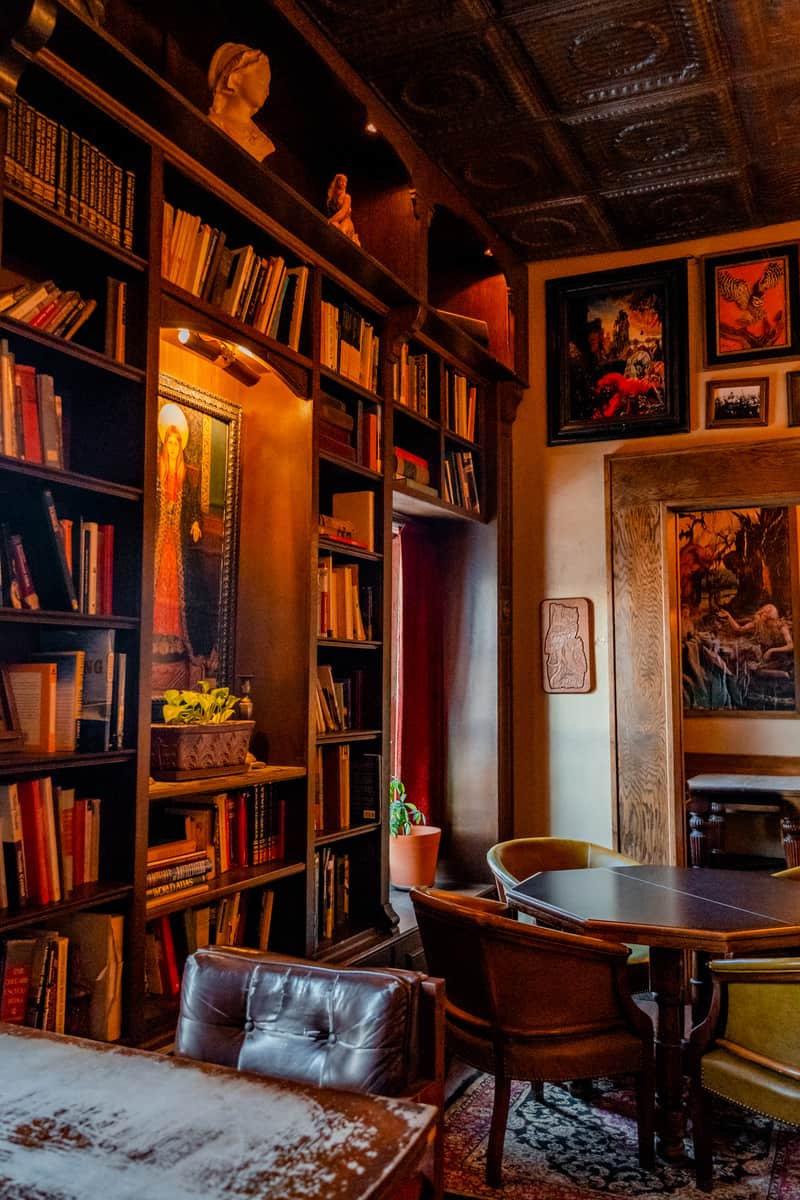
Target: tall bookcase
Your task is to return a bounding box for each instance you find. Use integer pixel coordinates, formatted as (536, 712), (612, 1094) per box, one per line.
(0, 0), (524, 1042)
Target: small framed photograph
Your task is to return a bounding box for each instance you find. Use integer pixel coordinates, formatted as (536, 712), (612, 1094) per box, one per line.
(702, 242), (800, 367)
(545, 258), (689, 445)
(787, 371), (800, 427)
(705, 377), (769, 428)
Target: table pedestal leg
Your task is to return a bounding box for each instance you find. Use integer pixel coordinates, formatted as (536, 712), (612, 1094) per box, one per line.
(649, 947), (686, 1160)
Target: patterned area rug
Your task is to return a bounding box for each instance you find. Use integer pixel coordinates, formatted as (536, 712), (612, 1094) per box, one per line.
(444, 1073), (800, 1199)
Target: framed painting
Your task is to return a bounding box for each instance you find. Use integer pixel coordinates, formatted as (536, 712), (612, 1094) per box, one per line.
(540, 597), (593, 693)
(705, 377), (768, 428)
(788, 371), (800, 427)
(678, 505), (798, 714)
(546, 258), (689, 445)
(702, 242), (800, 368)
(152, 373), (242, 698)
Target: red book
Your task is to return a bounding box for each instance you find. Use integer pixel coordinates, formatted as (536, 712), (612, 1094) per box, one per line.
(236, 791), (248, 867)
(17, 778), (50, 905)
(72, 797), (87, 888)
(98, 523), (114, 614)
(13, 363), (43, 463)
(0, 939), (35, 1023)
(158, 915), (181, 998)
(393, 445), (429, 469)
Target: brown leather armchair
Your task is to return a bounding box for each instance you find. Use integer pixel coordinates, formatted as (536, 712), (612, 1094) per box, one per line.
(690, 957), (800, 1191)
(175, 946), (445, 1200)
(410, 887), (655, 1188)
(486, 837), (650, 989)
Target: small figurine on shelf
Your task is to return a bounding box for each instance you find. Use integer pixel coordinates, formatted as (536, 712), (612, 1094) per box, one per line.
(326, 173), (360, 245)
(207, 42), (275, 161)
(237, 674), (254, 721)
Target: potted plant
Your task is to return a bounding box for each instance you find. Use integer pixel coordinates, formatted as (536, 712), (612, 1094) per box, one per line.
(150, 681), (255, 781)
(388, 776), (441, 889)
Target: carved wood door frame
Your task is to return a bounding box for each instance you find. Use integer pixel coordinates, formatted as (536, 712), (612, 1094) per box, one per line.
(606, 439), (800, 864)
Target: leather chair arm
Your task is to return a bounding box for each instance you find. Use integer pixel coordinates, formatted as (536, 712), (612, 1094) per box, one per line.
(709, 958), (800, 981)
(691, 958), (800, 1070)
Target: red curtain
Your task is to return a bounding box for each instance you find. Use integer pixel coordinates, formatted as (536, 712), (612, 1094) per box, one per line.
(398, 522), (444, 825)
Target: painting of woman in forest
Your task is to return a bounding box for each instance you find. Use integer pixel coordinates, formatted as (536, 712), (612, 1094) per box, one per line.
(152, 378), (241, 697)
(679, 506), (797, 713)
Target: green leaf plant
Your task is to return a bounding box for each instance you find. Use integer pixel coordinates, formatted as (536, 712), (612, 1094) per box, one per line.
(162, 680), (241, 725)
(389, 776), (426, 837)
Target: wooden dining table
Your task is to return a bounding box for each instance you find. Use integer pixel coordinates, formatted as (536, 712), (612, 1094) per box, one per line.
(504, 865), (800, 1160)
(0, 1023), (437, 1199)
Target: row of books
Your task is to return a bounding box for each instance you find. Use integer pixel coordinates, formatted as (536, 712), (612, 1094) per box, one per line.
(0, 345), (65, 467)
(162, 203), (309, 350)
(443, 366), (478, 441)
(443, 449), (480, 513)
(144, 888), (274, 999)
(313, 847), (350, 943)
(0, 912), (123, 1041)
(317, 556), (375, 642)
(149, 785), (287, 901)
(0, 279), (97, 343)
(314, 663), (367, 734)
(313, 746), (380, 834)
(319, 393), (381, 472)
(0, 777), (101, 909)
(6, 94), (136, 251)
(145, 837), (212, 908)
(4, 629), (122, 755)
(393, 346), (430, 416)
(1, 497), (115, 617)
(320, 300), (380, 392)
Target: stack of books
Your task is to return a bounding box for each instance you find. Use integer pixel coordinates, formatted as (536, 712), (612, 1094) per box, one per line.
(0, 346), (65, 467)
(443, 449), (480, 512)
(145, 837), (213, 910)
(320, 299), (380, 391)
(0, 280), (97, 342)
(313, 847), (350, 941)
(0, 778), (101, 908)
(393, 346), (429, 415)
(443, 366), (478, 440)
(319, 394), (355, 461)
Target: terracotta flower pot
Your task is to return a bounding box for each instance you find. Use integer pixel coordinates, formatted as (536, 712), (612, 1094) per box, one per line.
(150, 719), (255, 781)
(389, 825), (441, 890)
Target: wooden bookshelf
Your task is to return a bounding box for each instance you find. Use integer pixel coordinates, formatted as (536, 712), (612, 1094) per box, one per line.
(0, 0), (523, 1039)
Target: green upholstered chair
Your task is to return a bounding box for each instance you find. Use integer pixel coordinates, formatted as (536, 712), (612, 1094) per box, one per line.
(690, 957), (800, 1191)
(486, 838), (650, 989)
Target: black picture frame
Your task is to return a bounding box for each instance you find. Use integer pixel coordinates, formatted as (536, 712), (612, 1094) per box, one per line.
(702, 242), (800, 368)
(546, 258), (689, 446)
(152, 373), (242, 699)
(787, 371), (800, 427)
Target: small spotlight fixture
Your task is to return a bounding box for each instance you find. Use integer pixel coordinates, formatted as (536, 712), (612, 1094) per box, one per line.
(365, 121), (378, 134)
(167, 327), (268, 385)
(484, 247), (493, 257)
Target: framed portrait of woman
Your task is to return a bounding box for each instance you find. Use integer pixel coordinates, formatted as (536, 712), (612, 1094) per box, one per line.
(152, 374), (242, 698)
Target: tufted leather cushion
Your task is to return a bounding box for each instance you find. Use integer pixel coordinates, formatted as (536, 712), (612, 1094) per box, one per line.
(175, 947), (424, 1097)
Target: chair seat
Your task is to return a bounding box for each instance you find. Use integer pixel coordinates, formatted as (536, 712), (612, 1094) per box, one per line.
(702, 1048), (800, 1127)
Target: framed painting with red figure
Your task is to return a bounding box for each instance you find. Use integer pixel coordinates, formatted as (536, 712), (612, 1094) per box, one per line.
(702, 242), (800, 368)
(546, 258), (689, 445)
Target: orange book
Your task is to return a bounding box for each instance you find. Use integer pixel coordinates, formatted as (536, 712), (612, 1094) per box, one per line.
(5, 661), (57, 753)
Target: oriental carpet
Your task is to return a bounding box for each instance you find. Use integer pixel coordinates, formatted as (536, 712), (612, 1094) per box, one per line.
(443, 1072), (800, 1200)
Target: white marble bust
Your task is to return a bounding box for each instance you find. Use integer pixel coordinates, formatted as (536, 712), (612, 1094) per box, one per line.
(207, 42), (275, 161)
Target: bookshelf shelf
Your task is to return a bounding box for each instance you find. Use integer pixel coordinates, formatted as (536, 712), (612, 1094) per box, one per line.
(0, 609), (139, 628)
(0, 315), (145, 382)
(318, 453), (382, 483)
(0, 881), (133, 933)
(320, 366), (382, 405)
(317, 730), (382, 745)
(0, 456), (143, 502)
(145, 860), (306, 919)
(392, 480), (485, 523)
(317, 537), (382, 563)
(5, 187), (149, 274)
(315, 821), (381, 848)
(148, 764), (306, 802)
(0, 749), (135, 775)
(317, 638), (382, 651)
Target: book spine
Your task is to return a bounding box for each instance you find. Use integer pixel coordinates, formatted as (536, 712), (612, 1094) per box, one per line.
(9, 535), (39, 609)
(41, 490), (79, 611)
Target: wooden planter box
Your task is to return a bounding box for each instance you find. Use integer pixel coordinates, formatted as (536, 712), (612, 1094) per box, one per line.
(150, 720), (255, 781)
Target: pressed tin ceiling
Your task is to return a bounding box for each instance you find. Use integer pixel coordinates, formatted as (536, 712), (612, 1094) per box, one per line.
(294, 0), (800, 260)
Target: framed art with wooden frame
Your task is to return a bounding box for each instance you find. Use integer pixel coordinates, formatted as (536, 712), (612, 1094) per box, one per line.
(0, 666), (23, 752)
(702, 242), (800, 368)
(705, 377), (769, 428)
(152, 373), (242, 699)
(546, 258), (689, 445)
(787, 371), (800, 427)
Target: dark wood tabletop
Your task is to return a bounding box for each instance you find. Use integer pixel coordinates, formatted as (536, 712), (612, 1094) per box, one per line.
(0, 1024), (437, 1200)
(504, 865), (800, 954)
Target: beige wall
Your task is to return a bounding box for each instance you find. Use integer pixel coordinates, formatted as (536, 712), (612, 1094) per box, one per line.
(513, 219), (800, 846)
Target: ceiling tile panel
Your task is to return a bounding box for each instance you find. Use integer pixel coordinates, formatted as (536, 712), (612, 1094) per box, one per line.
(488, 197), (618, 257)
(504, 0), (713, 111)
(602, 172), (754, 245)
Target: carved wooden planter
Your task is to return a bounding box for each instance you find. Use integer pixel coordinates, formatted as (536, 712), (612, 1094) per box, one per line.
(150, 720), (255, 781)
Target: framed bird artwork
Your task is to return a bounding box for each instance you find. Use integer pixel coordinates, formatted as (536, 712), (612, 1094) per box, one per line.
(702, 242), (800, 368)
